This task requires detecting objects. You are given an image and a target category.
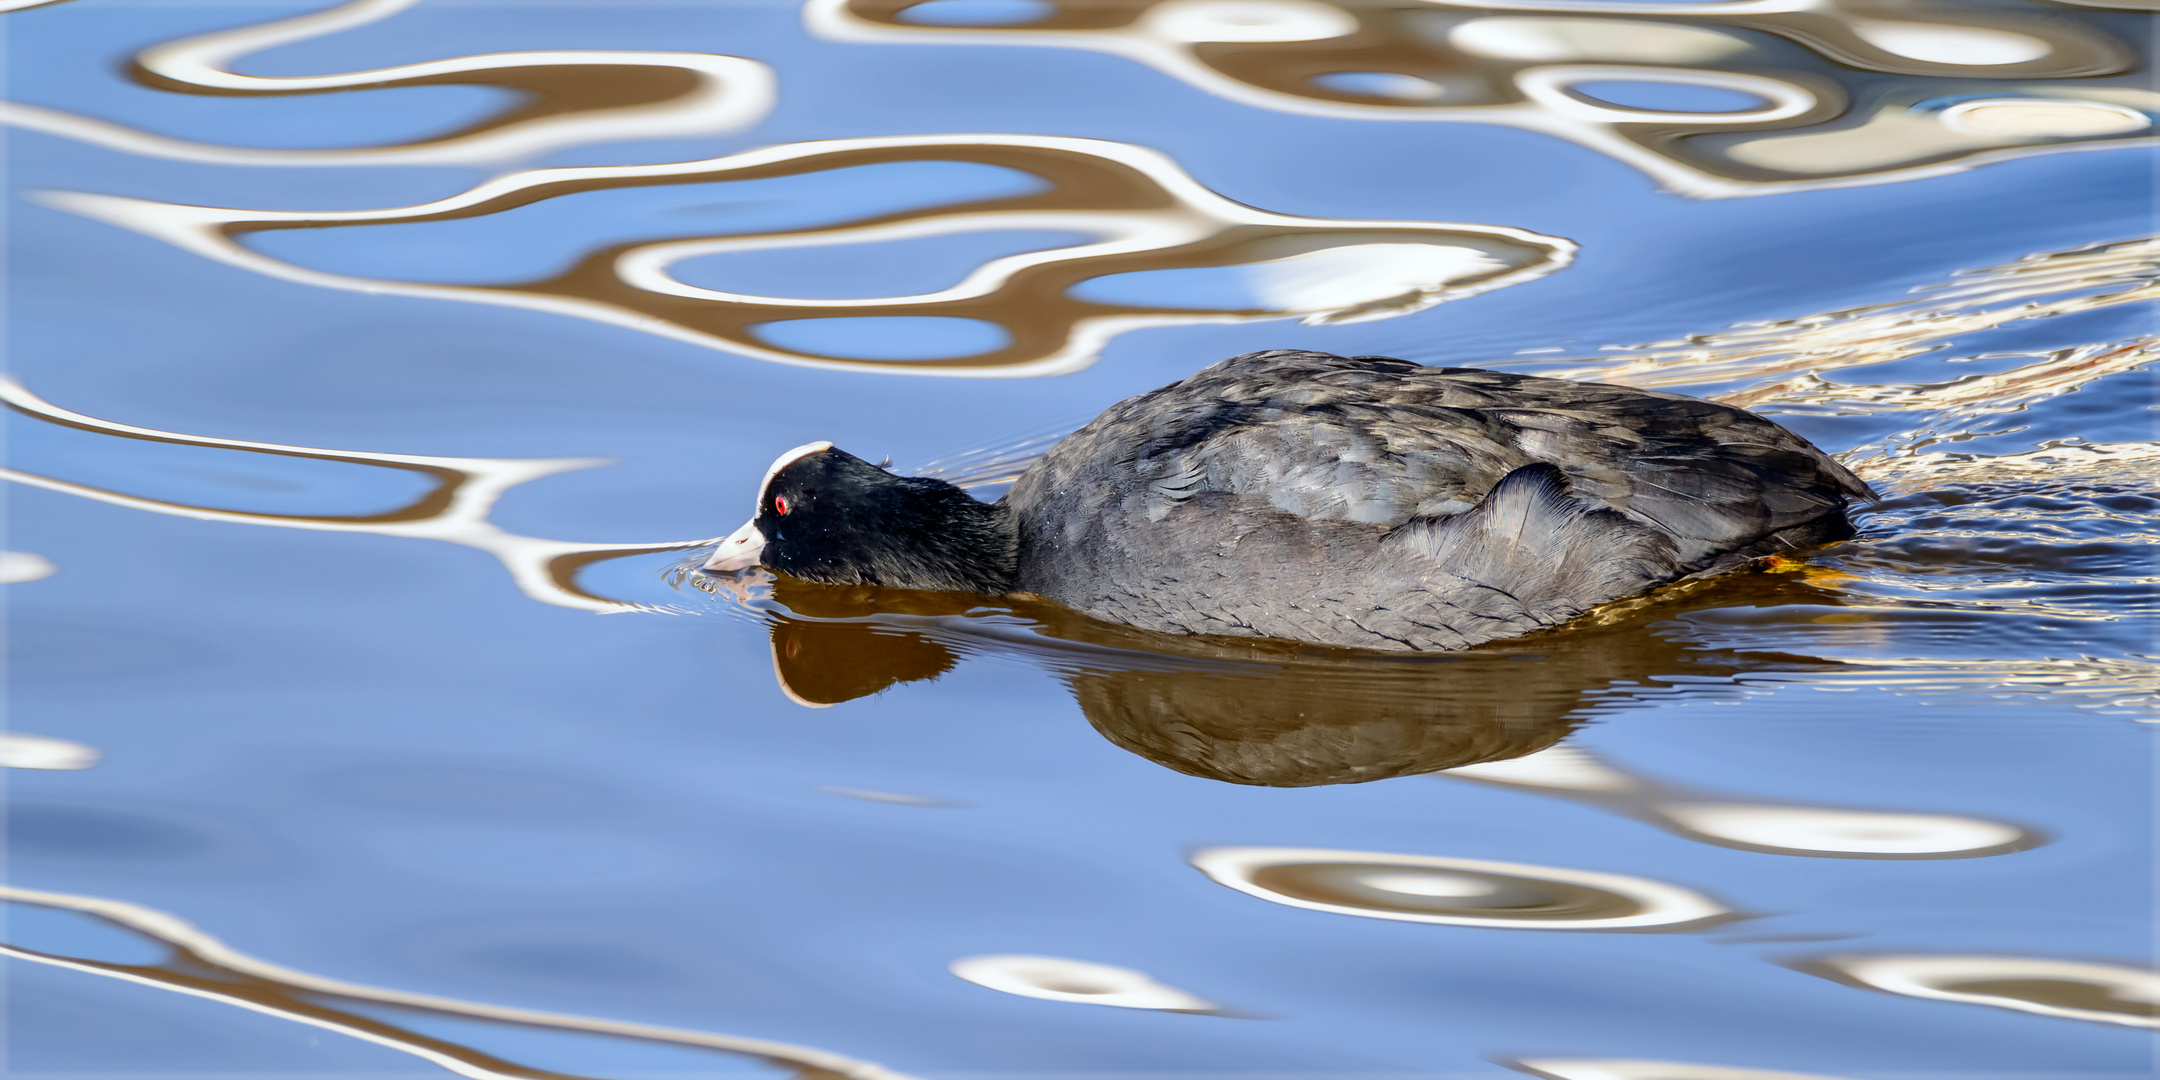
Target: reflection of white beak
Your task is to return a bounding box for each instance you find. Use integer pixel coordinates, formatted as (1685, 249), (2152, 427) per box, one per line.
(701, 519), (766, 572)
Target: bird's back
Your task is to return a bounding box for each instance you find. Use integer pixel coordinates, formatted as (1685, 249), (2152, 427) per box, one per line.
(1007, 350), (1873, 650)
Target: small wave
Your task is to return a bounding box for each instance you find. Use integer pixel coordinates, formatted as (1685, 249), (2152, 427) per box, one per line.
(809, 0), (2155, 198)
(1, 0), (773, 167)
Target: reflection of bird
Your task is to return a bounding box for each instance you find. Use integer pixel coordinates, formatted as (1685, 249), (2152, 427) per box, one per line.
(766, 583), (967, 706)
(756, 571), (1848, 786)
(707, 349), (1873, 651)
(1066, 629), (1674, 787)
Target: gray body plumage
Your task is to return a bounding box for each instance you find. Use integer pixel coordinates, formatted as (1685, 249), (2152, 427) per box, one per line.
(1003, 350), (1874, 651)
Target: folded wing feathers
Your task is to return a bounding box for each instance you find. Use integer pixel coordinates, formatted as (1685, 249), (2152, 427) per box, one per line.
(1124, 356), (1864, 551)
(1393, 463), (1678, 618)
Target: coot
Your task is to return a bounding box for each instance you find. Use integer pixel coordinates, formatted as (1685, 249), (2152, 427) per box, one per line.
(704, 349), (1874, 650)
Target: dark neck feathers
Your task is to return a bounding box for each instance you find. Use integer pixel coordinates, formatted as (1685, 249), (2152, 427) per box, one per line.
(861, 476), (1017, 593)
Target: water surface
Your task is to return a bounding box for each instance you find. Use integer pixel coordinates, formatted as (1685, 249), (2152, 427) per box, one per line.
(5, 1), (2155, 1077)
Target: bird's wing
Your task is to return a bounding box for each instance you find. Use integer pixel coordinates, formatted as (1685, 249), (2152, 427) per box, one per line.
(1032, 351), (1870, 568)
(1410, 366), (1876, 564)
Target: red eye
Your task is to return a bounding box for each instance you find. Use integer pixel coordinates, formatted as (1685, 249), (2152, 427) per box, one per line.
(773, 496), (790, 516)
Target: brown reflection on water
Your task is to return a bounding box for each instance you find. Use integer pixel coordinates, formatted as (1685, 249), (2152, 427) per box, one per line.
(0, 885), (915, 1080)
(727, 569), (1851, 786)
(1793, 952), (2160, 1029)
(811, 0), (2153, 197)
(40, 134), (1572, 376)
(1, 0), (774, 166)
(0, 379), (711, 614)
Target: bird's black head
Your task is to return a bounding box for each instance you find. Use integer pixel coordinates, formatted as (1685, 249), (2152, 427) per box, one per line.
(702, 442), (1017, 594)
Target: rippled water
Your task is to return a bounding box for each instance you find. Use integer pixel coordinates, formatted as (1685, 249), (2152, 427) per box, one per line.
(5, 0), (2155, 1077)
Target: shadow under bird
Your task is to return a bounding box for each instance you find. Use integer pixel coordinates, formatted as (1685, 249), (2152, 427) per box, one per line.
(704, 349), (1875, 651)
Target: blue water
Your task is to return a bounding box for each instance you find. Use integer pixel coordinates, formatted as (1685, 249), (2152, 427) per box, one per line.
(6, 1), (2155, 1078)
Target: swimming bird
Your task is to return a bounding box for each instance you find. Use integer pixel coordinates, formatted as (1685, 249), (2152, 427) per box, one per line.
(703, 349), (1875, 651)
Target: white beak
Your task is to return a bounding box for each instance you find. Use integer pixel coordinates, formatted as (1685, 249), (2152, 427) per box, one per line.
(701, 519), (766, 573)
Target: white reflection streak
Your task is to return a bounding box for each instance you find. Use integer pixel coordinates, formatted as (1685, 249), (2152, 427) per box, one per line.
(1864, 438), (2160, 481)
(949, 955), (1220, 1011)
(0, 733), (100, 770)
(0, 379), (711, 614)
(1445, 18), (1752, 63)
(1241, 243), (1505, 311)
(613, 208), (1209, 309)
(0, 550), (57, 582)
(804, 0), (2158, 199)
(0, 885), (917, 1080)
(1941, 98), (2151, 137)
(1442, 745), (2036, 858)
(808, 0), (1793, 200)
(1722, 339), (2160, 420)
(1444, 744), (1637, 792)
(34, 133), (1573, 377)
(1823, 339), (2160, 486)
(1844, 21), (2050, 66)
(1816, 953), (2160, 1029)
(1510, 1059), (1856, 1080)
(1544, 237), (2160, 393)
(1532, 236), (2160, 502)
(1764, 655), (2160, 721)
(1191, 846), (1732, 930)
(0, 0), (774, 167)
